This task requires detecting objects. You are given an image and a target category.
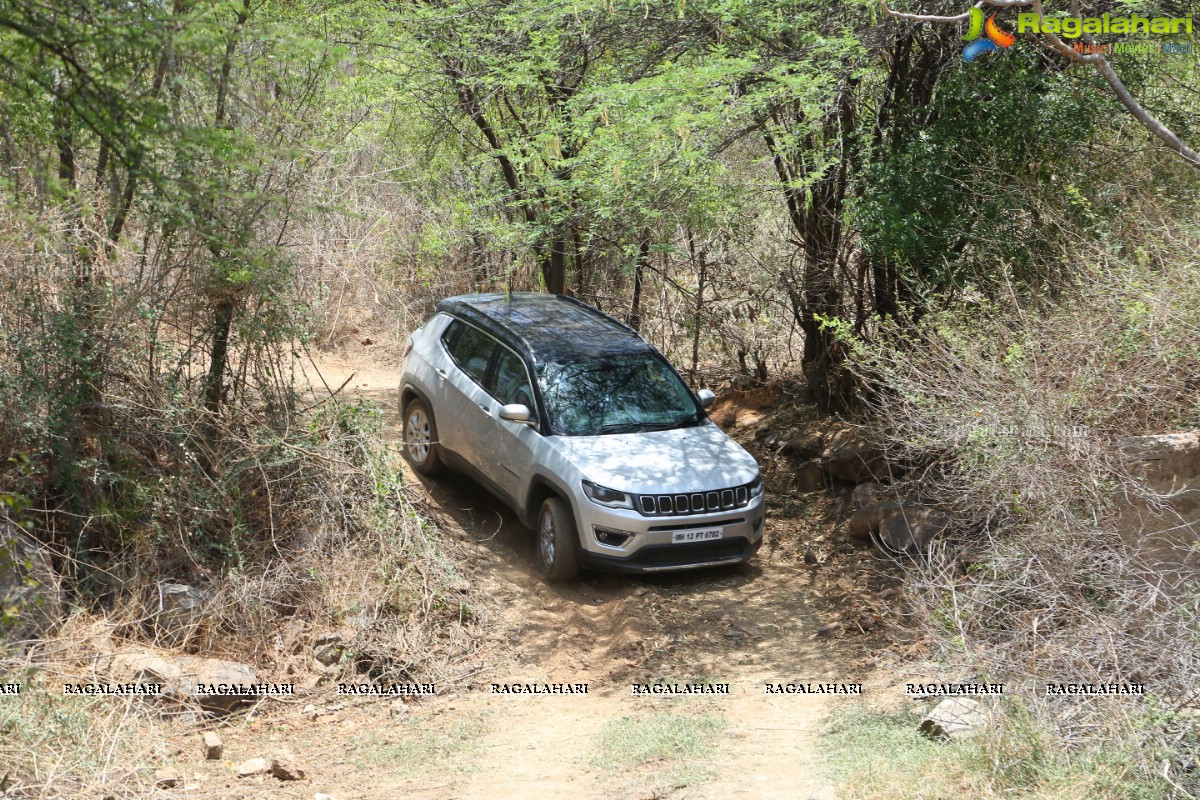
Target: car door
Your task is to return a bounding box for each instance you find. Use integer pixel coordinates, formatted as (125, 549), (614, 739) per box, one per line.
(435, 319), (498, 465)
(475, 344), (541, 503)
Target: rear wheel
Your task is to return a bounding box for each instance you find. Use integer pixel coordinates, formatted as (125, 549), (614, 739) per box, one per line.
(536, 496), (580, 582)
(402, 398), (444, 476)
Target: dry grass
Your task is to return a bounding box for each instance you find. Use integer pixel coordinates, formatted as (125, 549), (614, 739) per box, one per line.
(843, 242), (1200, 793)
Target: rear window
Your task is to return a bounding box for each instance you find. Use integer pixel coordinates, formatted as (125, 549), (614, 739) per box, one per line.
(441, 320), (496, 385)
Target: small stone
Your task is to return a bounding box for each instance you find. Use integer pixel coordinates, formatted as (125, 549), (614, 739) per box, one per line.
(302, 703), (318, 719)
(154, 767), (183, 788)
(919, 698), (986, 740)
(236, 757), (270, 777)
(878, 587), (902, 601)
(803, 547), (819, 565)
(816, 621), (843, 637)
(202, 731), (223, 760)
(271, 751), (306, 781)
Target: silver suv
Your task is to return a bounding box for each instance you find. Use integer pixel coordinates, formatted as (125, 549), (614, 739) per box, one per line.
(398, 293), (764, 581)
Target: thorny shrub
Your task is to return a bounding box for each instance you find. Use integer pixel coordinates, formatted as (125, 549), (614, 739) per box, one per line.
(844, 250), (1200, 792)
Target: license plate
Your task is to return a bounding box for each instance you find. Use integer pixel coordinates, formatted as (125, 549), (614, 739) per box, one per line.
(672, 528), (723, 544)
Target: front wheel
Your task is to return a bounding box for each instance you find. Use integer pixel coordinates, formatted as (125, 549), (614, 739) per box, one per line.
(536, 497), (580, 582)
(402, 398), (444, 476)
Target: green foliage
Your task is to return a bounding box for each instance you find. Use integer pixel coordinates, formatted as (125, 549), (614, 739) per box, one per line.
(855, 51), (1120, 302)
(821, 703), (1172, 800)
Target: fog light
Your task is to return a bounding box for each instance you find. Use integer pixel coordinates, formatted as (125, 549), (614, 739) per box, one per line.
(752, 516), (765, 537)
(593, 526), (634, 547)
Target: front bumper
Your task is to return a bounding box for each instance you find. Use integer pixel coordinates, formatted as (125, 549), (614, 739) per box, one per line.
(573, 493), (766, 574)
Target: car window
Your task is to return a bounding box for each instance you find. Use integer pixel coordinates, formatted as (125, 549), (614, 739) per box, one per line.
(442, 320), (496, 385)
(490, 347), (535, 409)
(537, 353), (701, 436)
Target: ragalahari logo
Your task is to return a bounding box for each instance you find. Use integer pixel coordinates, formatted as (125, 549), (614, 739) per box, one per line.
(962, 8), (1016, 62)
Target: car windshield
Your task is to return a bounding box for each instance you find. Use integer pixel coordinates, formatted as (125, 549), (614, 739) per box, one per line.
(537, 353), (702, 436)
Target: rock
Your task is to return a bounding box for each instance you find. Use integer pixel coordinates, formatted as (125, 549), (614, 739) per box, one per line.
(0, 526), (64, 646)
(878, 507), (951, 553)
(792, 461), (826, 492)
(851, 481), (887, 508)
(313, 642), (342, 667)
(877, 587), (903, 601)
(919, 698), (985, 740)
(824, 439), (888, 483)
(816, 621), (842, 637)
(236, 757), (270, 777)
(803, 548), (819, 565)
(110, 651), (181, 684)
(202, 731), (223, 760)
(848, 500), (905, 540)
(783, 431), (826, 460)
(154, 767), (183, 788)
(148, 582), (209, 647)
(1116, 431), (1200, 589)
(271, 751), (306, 781)
(177, 657), (258, 714)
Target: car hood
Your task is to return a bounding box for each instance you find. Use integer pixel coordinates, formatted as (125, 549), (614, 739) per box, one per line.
(551, 420), (759, 494)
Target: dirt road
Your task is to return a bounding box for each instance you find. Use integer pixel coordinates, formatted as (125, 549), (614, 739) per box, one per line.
(204, 357), (864, 799)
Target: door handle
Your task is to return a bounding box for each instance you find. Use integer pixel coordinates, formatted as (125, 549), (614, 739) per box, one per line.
(435, 368), (448, 380)
(479, 404), (491, 414)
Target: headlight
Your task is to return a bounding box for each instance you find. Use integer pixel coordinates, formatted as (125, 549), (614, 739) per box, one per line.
(749, 474), (764, 498)
(582, 480), (633, 509)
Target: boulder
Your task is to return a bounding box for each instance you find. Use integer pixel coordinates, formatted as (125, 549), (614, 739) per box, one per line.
(850, 481), (887, 508)
(848, 500), (905, 540)
(177, 656), (258, 714)
(1116, 431), (1200, 589)
(148, 582), (210, 647)
(783, 431), (826, 461)
(824, 439), (888, 483)
(878, 507), (951, 553)
(919, 698), (985, 740)
(792, 461), (826, 492)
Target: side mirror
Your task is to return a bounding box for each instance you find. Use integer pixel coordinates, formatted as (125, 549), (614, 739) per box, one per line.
(696, 388), (716, 409)
(499, 403), (533, 424)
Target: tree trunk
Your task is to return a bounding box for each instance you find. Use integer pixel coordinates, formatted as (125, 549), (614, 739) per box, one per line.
(204, 295), (235, 416)
(628, 235), (649, 332)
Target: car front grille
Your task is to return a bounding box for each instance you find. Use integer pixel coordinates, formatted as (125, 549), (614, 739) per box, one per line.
(637, 483), (753, 516)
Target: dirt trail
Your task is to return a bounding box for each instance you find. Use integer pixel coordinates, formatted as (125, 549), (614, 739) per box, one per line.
(200, 354), (862, 799)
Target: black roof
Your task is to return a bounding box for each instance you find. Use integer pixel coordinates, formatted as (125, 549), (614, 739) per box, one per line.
(436, 293), (653, 362)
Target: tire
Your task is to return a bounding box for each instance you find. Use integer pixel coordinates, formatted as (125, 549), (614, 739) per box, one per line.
(536, 496), (580, 582)
(402, 397), (444, 476)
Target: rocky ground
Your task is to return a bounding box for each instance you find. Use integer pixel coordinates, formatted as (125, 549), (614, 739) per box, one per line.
(5, 351), (942, 799)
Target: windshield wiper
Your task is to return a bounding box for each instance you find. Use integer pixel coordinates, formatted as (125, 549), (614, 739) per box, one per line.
(598, 422), (640, 434)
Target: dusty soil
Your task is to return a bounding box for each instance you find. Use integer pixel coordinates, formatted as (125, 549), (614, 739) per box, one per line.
(152, 350), (903, 799)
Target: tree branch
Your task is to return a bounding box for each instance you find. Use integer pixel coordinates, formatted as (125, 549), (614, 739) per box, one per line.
(880, 0), (1200, 167)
